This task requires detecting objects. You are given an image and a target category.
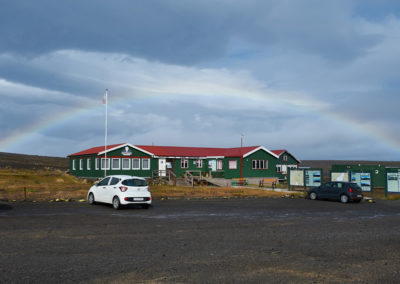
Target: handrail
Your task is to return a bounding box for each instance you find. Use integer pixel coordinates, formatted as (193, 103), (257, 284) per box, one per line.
(152, 169), (177, 185)
(184, 171), (194, 187)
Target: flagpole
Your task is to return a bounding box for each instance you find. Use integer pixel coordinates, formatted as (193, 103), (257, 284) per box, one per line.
(104, 89), (108, 177)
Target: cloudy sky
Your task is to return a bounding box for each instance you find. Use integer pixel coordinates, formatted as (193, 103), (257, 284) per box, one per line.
(1, 0), (400, 160)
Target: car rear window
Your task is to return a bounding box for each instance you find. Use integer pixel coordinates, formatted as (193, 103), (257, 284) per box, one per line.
(122, 179), (147, 187)
(349, 183), (361, 189)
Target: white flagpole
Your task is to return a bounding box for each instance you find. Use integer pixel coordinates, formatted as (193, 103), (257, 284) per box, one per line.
(104, 89), (108, 177)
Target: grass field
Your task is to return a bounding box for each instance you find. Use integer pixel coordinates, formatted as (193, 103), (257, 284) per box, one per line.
(0, 169), (303, 202)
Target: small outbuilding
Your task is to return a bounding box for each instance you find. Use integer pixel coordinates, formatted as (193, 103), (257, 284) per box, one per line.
(271, 150), (301, 181)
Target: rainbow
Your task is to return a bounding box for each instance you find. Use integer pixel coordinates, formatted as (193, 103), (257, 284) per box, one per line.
(1, 87), (399, 158)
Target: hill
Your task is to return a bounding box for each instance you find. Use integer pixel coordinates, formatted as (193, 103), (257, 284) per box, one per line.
(0, 152), (68, 171)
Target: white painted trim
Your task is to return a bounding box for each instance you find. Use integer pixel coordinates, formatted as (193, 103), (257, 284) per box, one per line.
(132, 158), (140, 170)
(243, 146), (279, 159)
(98, 143), (155, 157)
(121, 158), (131, 170)
(142, 158), (150, 170)
(111, 158), (121, 170)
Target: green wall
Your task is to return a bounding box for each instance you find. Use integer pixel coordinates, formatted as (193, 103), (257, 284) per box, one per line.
(69, 146), (156, 178)
(242, 150), (278, 178)
(331, 164), (386, 188)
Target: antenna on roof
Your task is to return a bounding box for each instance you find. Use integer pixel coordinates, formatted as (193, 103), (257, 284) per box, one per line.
(241, 134), (244, 148)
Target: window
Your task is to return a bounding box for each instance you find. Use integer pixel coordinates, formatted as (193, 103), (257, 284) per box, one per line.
(122, 179), (148, 187)
(112, 158), (120, 170)
(142, 158), (150, 170)
(252, 160), (268, 169)
(122, 158), (130, 170)
(276, 165), (282, 172)
(97, 177), (110, 186)
(87, 158), (91, 170)
(217, 160), (223, 170)
(110, 177), (120, 185)
(79, 159), (83, 170)
(95, 158), (99, 170)
(282, 155), (288, 161)
(132, 158), (140, 170)
(101, 158), (110, 170)
(181, 159), (188, 168)
(229, 160), (237, 169)
(195, 159), (203, 168)
(72, 159), (76, 170)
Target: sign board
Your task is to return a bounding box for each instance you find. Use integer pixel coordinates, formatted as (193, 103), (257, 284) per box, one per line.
(305, 169), (322, 187)
(351, 172), (372, 192)
(387, 172), (400, 193)
(289, 169), (305, 186)
(331, 172), (350, 182)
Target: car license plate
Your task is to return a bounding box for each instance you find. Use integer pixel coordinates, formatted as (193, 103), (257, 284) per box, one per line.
(134, 198), (144, 201)
(357, 195), (362, 197)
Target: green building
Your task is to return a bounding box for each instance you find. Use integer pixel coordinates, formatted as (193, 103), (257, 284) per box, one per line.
(331, 164), (386, 188)
(271, 150), (301, 181)
(67, 143), (299, 182)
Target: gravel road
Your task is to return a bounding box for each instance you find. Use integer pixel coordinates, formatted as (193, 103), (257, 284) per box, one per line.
(1, 198), (400, 283)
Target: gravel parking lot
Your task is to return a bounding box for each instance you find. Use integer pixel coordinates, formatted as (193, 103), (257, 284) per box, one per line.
(1, 198), (400, 283)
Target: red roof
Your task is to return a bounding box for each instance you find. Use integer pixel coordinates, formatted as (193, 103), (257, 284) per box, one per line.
(137, 145), (259, 157)
(68, 143), (260, 158)
(271, 150), (286, 156)
(68, 143), (124, 157)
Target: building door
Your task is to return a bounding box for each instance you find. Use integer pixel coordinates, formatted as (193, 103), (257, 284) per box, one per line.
(159, 158), (166, 176)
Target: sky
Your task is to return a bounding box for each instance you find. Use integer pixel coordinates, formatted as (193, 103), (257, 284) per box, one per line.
(1, 0), (400, 160)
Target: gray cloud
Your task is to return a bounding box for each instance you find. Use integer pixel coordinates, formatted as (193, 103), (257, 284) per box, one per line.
(1, 0), (383, 65)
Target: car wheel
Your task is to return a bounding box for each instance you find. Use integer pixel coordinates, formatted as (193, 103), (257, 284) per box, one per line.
(142, 204), (150, 209)
(309, 192), (317, 200)
(88, 193), (95, 205)
(340, 194), (349, 203)
(112, 197), (121, 210)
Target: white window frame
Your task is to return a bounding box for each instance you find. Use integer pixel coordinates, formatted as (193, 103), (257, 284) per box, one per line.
(101, 158), (110, 170)
(217, 160), (223, 170)
(142, 158), (150, 170)
(112, 158), (121, 170)
(228, 160), (237, 170)
(181, 159), (188, 169)
(276, 165), (282, 173)
(122, 158), (130, 170)
(87, 158), (91, 170)
(252, 160), (268, 169)
(283, 155), (288, 161)
(95, 158), (99, 170)
(132, 158), (140, 170)
(195, 159), (203, 168)
(72, 159), (76, 170)
(79, 159), (83, 170)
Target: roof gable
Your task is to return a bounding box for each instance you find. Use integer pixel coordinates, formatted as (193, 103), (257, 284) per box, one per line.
(243, 146), (279, 159)
(271, 149), (301, 163)
(68, 143), (124, 157)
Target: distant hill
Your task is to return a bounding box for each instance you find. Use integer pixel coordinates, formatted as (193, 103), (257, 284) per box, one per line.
(0, 152), (68, 171)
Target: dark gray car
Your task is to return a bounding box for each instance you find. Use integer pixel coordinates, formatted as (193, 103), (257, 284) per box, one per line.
(308, 182), (363, 203)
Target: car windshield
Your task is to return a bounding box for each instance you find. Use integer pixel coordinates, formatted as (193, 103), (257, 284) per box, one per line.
(122, 179), (147, 187)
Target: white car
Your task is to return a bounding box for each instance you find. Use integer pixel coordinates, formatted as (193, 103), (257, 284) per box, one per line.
(87, 175), (152, 209)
